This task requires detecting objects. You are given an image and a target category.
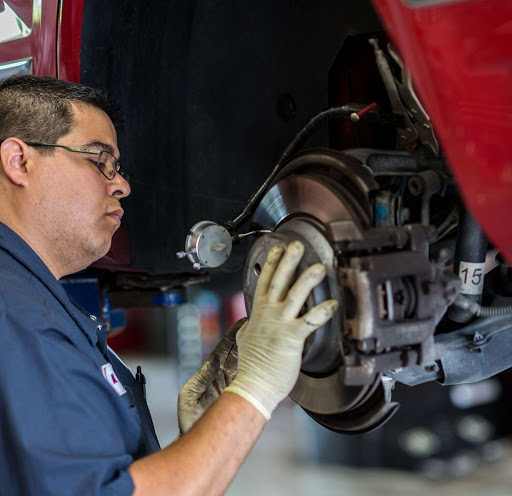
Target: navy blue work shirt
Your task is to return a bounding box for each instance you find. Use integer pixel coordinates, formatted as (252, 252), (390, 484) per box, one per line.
(0, 222), (160, 495)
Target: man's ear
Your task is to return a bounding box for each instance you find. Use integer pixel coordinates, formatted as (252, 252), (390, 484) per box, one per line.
(0, 138), (31, 186)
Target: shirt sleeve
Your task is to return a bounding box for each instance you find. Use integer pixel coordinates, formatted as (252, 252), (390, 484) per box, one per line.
(0, 304), (139, 496)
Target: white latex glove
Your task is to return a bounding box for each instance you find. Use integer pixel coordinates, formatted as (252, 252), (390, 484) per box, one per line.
(177, 317), (246, 435)
(225, 241), (338, 420)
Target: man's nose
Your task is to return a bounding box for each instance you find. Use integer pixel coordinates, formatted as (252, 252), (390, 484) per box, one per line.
(107, 173), (131, 199)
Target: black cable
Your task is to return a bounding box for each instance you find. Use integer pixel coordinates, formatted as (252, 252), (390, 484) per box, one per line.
(225, 105), (355, 231)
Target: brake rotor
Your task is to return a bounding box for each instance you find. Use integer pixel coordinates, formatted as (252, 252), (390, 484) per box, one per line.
(244, 149), (400, 433)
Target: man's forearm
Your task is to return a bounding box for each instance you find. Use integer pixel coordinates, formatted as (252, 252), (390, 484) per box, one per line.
(129, 392), (266, 496)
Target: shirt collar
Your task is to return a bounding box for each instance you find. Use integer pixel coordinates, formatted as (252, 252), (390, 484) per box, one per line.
(0, 221), (99, 345)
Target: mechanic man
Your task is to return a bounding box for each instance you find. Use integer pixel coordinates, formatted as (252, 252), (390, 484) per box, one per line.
(0, 75), (338, 495)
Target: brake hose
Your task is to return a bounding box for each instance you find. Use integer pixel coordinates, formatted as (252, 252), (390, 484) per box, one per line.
(224, 103), (378, 232)
(453, 294), (512, 317)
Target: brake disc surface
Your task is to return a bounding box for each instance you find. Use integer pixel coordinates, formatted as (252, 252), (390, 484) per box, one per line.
(243, 150), (399, 432)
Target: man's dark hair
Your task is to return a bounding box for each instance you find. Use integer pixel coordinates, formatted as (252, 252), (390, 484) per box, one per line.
(0, 75), (122, 154)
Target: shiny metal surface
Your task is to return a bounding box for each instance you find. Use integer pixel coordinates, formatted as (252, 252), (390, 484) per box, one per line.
(183, 220), (233, 269)
(305, 380), (400, 434)
(0, 57), (32, 82)
(0, 2), (31, 45)
(289, 370), (375, 415)
(252, 175), (354, 231)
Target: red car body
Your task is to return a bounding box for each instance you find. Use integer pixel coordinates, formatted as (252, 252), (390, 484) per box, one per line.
(373, 0), (512, 262)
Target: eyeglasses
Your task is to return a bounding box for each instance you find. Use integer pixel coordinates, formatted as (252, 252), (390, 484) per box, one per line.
(24, 141), (129, 183)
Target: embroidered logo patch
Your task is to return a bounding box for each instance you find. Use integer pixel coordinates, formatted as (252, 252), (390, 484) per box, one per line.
(101, 363), (126, 396)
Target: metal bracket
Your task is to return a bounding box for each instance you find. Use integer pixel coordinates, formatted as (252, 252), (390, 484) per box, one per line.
(369, 38), (439, 158)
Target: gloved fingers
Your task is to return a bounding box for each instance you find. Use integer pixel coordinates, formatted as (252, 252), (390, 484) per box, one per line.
(208, 377), (226, 399)
(224, 317), (247, 340)
(192, 322), (241, 392)
(235, 321), (248, 346)
(218, 318), (243, 381)
(299, 299), (339, 337)
(267, 241), (305, 303)
(281, 263), (327, 319)
(211, 330), (236, 358)
(223, 341), (239, 385)
(207, 316), (245, 368)
(183, 352), (221, 395)
(254, 244), (285, 298)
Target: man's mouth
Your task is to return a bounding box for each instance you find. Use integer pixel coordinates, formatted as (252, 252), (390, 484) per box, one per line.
(106, 208), (124, 226)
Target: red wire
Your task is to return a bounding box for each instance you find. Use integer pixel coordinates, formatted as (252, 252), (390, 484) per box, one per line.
(357, 102), (378, 117)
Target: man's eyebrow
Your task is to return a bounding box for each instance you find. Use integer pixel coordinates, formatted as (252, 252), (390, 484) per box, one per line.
(82, 141), (116, 155)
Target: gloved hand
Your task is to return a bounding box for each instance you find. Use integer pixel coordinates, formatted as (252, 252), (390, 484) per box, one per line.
(225, 241), (338, 420)
(177, 317), (246, 435)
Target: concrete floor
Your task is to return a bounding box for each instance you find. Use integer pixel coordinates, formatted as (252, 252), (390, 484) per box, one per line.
(123, 356), (512, 496)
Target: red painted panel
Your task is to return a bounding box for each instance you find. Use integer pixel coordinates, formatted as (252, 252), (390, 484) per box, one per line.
(372, 0), (512, 261)
(57, 0), (85, 82)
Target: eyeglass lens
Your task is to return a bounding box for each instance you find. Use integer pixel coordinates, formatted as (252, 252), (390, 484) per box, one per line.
(98, 150), (129, 182)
